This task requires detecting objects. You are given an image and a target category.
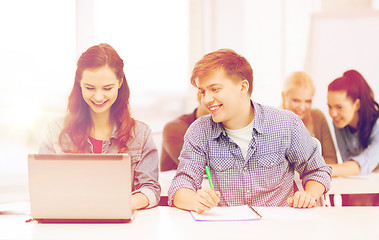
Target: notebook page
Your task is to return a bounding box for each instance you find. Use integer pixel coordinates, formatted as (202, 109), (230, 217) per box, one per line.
(190, 205), (261, 221)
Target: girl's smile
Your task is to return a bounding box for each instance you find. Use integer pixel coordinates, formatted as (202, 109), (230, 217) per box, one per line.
(80, 65), (122, 117)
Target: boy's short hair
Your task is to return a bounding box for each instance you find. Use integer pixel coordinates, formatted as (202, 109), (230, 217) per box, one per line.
(190, 49), (253, 95)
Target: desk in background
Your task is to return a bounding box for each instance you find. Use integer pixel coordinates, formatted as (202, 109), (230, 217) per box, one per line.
(329, 173), (379, 195)
(0, 202), (378, 240)
(328, 172), (379, 206)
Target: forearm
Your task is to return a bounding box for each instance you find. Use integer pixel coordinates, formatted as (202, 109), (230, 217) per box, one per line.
(173, 188), (197, 211)
(131, 192), (149, 210)
(304, 180), (326, 199)
(331, 160), (360, 177)
(134, 128), (161, 207)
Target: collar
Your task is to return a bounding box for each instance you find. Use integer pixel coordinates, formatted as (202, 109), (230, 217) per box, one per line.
(209, 100), (265, 140)
(109, 124), (118, 139)
(251, 101), (265, 134)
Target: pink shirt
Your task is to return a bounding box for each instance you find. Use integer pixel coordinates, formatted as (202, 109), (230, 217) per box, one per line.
(89, 136), (103, 154)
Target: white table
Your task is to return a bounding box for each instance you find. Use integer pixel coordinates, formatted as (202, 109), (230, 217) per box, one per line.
(329, 172), (379, 195)
(1, 202), (379, 240)
(327, 172), (379, 206)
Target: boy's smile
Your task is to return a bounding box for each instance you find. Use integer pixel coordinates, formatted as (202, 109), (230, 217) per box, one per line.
(209, 104), (222, 113)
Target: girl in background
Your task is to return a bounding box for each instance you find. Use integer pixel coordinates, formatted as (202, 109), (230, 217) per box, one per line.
(40, 43), (161, 210)
(328, 69), (379, 177)
(282, 71), (337, 164)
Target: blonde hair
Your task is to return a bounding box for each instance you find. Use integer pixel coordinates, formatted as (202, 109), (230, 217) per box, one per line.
(282, 71), (315, 108)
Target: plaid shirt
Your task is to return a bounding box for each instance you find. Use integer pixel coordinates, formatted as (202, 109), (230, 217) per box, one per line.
(168, 101), (332, 207)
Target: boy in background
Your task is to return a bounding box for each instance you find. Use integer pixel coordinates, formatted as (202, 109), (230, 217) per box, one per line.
(160, 92), (209, 171)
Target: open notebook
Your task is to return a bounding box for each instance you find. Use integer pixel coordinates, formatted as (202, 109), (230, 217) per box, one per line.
(28, 154), (133, 223)
(190, 205), (262, 221)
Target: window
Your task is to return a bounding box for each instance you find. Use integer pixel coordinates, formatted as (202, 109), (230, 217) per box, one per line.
(0, 0), (76, 173)
(92, 0), (189, 131)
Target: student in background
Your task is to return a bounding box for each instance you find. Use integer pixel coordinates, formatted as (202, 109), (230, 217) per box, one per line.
(160, 92), (209, 171)
(282, 71), (337, 164)
(168, 49), (332, 213)
(327, 70), (379, 177)
(39, 43), (161, 210)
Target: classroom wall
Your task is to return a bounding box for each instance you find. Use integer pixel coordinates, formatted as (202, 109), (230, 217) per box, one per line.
(187, 0), (379, 110)
(186, 0), (318, 109)
(305, 10), (379, 115)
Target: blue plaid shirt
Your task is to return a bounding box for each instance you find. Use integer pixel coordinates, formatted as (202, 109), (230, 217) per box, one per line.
(168, 101), (332, 207)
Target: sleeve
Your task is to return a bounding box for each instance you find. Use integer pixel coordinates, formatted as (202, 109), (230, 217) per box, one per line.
(38, 118), (64, 154)
(287, 117), (333, 194)
(351, 119), (379, 175)
(132, 126), (161, 208)
(316, 110), (338, 164)
(334, 126), (350, 162)
(167, 121), (207, 206)
(161, 118), (188, 166)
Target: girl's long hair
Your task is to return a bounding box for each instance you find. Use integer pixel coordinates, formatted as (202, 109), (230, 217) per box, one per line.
(328, 70), (379, 149)
(59, 43), (135, 153)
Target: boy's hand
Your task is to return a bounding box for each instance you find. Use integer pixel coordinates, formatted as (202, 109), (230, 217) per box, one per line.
(193, 186), (221, 213)
(287, 191), (317, 208)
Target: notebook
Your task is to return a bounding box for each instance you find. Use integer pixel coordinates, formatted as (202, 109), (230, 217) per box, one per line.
(28, 154), (133, 223)
(190, 205), (262, 221)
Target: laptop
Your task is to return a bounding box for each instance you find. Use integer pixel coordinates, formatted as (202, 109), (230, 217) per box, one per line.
(28, 154), (133, 223)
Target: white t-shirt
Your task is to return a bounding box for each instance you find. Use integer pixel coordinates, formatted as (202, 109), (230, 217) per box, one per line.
(225, 120), (254, 159)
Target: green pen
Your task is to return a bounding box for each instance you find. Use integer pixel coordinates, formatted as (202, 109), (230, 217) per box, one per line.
(205, 165), (214, 190)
